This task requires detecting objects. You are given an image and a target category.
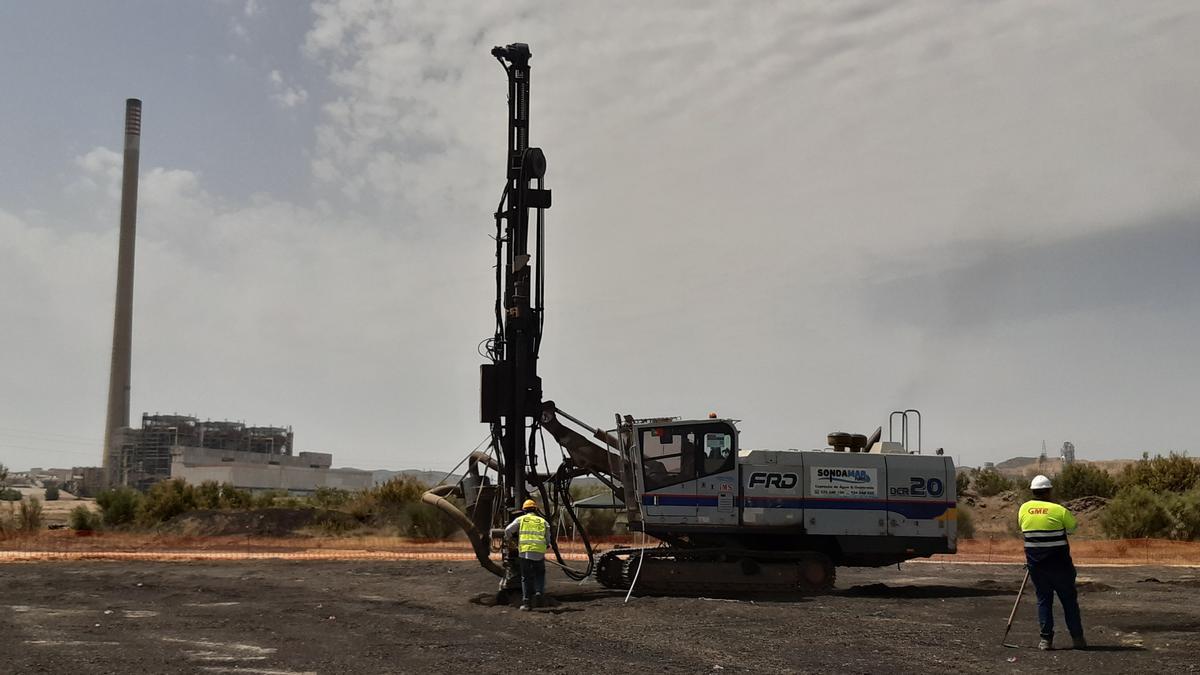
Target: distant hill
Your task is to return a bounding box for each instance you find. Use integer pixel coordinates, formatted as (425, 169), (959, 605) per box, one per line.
(994, 456), (1040, 470)
(986, 456), (1141, 478)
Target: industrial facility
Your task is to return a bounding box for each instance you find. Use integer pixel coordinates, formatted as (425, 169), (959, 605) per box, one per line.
(112, 413), (279, 487)
(102, 412), (371, 493)
(87, 100), (368, 495)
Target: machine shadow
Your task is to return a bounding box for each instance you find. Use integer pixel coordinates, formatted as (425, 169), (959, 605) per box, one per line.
(837, 583), (1014, 599)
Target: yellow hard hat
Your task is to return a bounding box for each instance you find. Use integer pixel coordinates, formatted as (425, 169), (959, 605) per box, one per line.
(522, 499), (538, 510)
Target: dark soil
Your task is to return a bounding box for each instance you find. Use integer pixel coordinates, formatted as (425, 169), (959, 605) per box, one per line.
(2, 561), (1198, 673)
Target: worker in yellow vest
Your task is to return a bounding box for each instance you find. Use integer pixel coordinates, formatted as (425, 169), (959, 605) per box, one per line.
(504, 498), (551, 611)
(1018, 475), (1086, 650)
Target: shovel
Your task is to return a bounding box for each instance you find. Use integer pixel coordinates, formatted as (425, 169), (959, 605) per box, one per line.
(1001, 568), (1030, 648)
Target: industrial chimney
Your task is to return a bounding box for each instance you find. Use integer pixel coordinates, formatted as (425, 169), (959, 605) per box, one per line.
(101, 98), (142, 486)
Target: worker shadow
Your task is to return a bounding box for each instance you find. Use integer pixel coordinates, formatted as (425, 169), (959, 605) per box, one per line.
(837, 583), (1014, 599)
(1074, 645), (1146, 653)
(471, 588), (621, 610)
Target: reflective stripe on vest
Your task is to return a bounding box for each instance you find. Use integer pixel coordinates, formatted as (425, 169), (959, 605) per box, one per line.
(518, 514), (548, 554)
(1023, 529), (1068, 548)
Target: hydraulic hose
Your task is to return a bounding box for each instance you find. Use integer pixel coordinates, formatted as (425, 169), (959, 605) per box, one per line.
(536, 478), (594, 581)
(421, 484), (504, 576)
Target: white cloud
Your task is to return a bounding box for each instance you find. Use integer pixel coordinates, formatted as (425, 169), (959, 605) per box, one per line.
(268, 69), (309, 108)
(297, 0), (1200, 461)
(3, 1), (1200, 472)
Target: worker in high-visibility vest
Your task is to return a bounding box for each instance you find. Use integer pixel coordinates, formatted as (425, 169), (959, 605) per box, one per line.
(1018, 474), (1086, 650)
(504, 498), (551, 611)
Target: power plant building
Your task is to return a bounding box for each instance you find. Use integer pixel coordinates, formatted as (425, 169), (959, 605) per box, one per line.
(111, 413), (369, 494)
(171, 447), (373, 494)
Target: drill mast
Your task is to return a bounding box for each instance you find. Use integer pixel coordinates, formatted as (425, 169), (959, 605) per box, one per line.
(481, 43), (552, 518)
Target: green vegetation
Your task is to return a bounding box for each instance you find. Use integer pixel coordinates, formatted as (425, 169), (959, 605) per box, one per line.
(956, 507), (975, 540)
(347, 476), (458, 539)
(18, 497), (43, 531)
(309, 487), (352, 509)
(1097, 453), (1200, 540)
(1119, 452), (1200, 493)
(972, 468), (1015, 497)
(139, 479), (200, 526)
(1055, 463), (1116, 501)
(0, 488), (20, 501)
(1101, 486), (1175, 539)
(77, 475), (616, 541)
(955, 471), (970, 496)
(193, 481), (253, 510)
(43, 482), (60, 501)
(69, 505), (99, 531)
(568, 484), (619, 537)
(95, 486), (143, 527)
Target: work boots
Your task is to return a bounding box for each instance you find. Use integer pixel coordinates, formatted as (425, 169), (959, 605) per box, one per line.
(1037, 638), (1052, 651)
(534, 593), (544, 608)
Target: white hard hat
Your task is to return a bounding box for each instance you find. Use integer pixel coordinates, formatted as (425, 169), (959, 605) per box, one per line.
(1030, 474), (1052, 490)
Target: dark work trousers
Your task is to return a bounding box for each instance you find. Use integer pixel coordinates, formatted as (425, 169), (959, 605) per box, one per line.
(1028, 557), (1083, 640)
(519, 557), (546, 603)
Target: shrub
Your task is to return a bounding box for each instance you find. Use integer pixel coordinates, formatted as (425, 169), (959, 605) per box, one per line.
(1119, 452), (1200, 494)
(567, 484), (618, 537)
(1101, 486), (1173, 539)
(69, 505), (99, 531)
(43, 482), (60, 501)
(1056, 463), (1116, 501)
(252, 490), (287, 509)
(138, 479), (197, 526)
(309, 487), (351, 510)
(349, 477), (459, 539)
(955, 471), (970, 496)
(96, 487), (143, 527)
(973, 469), (1015, 498)
(194, 481), (253, 510)
(18, 497), (43, 531)
(0, 488), (21, 501)
(576, 507), (617, 537)
(956, 507), (976, 540)
(1164, 489), (1200, 541)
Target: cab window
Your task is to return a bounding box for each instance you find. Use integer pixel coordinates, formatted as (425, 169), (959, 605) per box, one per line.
(640, 427), (697, 491)
(702, 431), (734, 476)
(640, 422), (736, 490)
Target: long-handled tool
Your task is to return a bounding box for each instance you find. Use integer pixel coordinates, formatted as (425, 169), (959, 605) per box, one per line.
(1001, 567), (1031, 648)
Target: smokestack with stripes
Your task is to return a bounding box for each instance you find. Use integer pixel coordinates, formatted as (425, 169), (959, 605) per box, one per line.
(101, 98), (142, 486)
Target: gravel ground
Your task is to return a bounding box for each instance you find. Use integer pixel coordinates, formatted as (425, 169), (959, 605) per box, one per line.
(2, 560), (1198, 673)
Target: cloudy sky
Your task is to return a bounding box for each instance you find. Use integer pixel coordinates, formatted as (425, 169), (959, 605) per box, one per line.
(1, 1), (1198, 473)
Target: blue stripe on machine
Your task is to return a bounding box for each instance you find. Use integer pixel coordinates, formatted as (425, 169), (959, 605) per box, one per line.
(643, 494), (952, 519)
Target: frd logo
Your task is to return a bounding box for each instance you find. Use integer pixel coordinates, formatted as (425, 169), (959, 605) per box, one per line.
(748, 472), (798, 489)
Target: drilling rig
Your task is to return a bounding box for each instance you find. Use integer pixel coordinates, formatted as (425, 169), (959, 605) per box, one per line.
(423, 44), (958, 597)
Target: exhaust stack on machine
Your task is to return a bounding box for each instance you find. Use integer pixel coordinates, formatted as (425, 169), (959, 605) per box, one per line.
(101, 98), (142, 486)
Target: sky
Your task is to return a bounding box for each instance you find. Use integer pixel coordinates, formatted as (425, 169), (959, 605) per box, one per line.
(1, 1), (1198, 473)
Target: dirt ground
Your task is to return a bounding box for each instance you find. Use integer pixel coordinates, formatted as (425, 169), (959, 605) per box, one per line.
(2, 560), (1198, 674)
(9, 487), (96, 525)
